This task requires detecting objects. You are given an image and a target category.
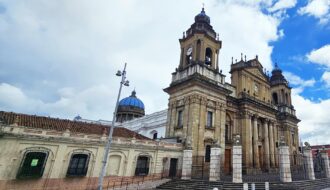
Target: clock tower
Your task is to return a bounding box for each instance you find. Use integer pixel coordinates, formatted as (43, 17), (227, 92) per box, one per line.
(164, 8), (232, 157)
(178, 8), (222, 72)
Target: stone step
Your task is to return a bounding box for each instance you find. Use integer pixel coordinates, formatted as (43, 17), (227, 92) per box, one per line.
(156, 178), (330, 190)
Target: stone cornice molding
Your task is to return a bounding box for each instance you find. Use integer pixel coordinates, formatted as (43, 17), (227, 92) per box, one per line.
(201, 97), (208, 105)
(189, 94), (201, 104)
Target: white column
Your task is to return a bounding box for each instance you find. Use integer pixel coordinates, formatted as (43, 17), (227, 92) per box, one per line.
(181, 149), (192, 179)
(279, 145), (292, 182)
(321, 152), (330, 178)
(232, 145), (242, 183)
(209, 147), (221, 181)
(303, 148), (315, 180)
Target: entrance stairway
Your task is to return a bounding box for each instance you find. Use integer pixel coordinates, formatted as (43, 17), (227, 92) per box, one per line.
(156, 178), (330, 190)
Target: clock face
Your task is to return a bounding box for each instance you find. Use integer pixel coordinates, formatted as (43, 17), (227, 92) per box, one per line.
(186, 47), (193, 56)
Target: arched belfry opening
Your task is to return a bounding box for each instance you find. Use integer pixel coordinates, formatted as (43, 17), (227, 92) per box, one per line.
(205, 47), (212, 66)
(196, 40), (201, 61)
(272, 92), (278, 105)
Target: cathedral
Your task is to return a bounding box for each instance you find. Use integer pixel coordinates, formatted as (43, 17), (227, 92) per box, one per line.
(163, 7), (300, 174)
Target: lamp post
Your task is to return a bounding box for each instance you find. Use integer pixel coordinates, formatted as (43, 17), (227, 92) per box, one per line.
(97, 63), (129, 190)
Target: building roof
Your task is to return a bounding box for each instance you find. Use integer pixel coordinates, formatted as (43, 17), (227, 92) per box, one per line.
(118, 90), (145, 110)
(0, 111), (150, 140)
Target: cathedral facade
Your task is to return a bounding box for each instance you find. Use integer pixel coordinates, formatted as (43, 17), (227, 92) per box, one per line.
(164, 8), (300, 174)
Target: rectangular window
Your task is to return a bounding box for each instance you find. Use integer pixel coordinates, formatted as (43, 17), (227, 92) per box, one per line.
(67, 154), (89, 176)
(206, 111), (213, 128)
(135, 156), (149, 176)
(177, 110), (183, 128)
(17, 152), (48, 179)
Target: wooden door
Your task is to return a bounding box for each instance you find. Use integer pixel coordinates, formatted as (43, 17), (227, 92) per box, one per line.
(224, 149), (232, 174)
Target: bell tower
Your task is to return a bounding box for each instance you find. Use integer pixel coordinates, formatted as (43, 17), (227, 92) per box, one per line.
(178, 8), (222, 72)
(164, 8), (231, 156)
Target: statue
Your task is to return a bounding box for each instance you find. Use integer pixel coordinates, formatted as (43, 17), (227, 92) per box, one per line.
(304, 141), (311, 150)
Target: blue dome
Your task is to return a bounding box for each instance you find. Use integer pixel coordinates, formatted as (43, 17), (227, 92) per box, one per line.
(118, 91), (145, 110)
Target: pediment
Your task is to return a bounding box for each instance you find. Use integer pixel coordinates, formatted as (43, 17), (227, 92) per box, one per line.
(246, 67), (268, 81)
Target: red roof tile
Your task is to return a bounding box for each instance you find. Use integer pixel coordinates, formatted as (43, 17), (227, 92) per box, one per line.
(0, 111), (150, 140)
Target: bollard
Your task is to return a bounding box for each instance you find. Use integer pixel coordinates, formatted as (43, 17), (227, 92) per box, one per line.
(251, 183), (255, 190)
(243, 183), (248, 190)
(265, 182), (269, 190)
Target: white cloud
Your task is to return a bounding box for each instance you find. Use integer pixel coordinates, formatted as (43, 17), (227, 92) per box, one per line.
(307, 44), (330, 67)
(282, 71), (330, 145)
(0, 0), (283, 119)
(0, 83), (116, 120)
(283, 71), (316, 87)
(292, 89), (330, 145)
(269, 0), (297, 12)
(321, 71), (330, 87)
(298, 0), (330, 23)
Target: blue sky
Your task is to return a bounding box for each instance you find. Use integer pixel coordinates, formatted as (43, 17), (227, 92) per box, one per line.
(0, 0), (329, 144)
(271, 0), (330, 100)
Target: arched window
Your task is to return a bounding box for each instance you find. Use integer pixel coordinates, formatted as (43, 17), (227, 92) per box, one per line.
(135, 156), (150, 176)
(205, 145), (211, 162)
(205, 48), (212, 66)
(186, 46), (193, 65)
(153, 132), (158, 139)
(17, 151), (49, 179)
(225, 114), (232, 143)
(272, 92), (278, 105)
(67, 153), (90, 176)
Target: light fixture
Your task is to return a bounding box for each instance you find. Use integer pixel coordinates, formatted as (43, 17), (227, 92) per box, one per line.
(116, 70), (122, 76)
(124, 80), (129, 86)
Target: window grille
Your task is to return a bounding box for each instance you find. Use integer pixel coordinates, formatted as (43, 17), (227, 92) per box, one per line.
(17, 151), (48, 179)
(66, 154), (89, 176)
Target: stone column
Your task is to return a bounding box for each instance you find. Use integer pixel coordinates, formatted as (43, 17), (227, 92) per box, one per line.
(197, 97), (207, 155)
(219, 106), (226, 166)
(214, 103), (221, 146)
(232, 145), (243, 183)
(321, 151), (330, 178)
(253, 116), (260, 168)
(303, 147), (315, 180)
(182, 97), (190, 139)
(263, 119), (270, 170)
(279, 145), (292, 182)
(169, 102), (177, 137)
(209, 146), (221, 181)
(182, 149), (193, 179)
(269, 122), (275, 167)
(188, 95), (201, 152)
(242, 112), (252, 169)
(274, 124), (279, 167)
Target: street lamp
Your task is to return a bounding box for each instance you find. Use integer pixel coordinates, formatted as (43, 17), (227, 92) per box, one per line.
(97, 63), (129, 190)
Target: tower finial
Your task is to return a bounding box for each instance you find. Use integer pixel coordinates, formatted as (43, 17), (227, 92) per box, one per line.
(202, 3), (205, 12)
(244, 55), (247, 62)
(231, 57), (233, 64)
(241, 53), (243, 61)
